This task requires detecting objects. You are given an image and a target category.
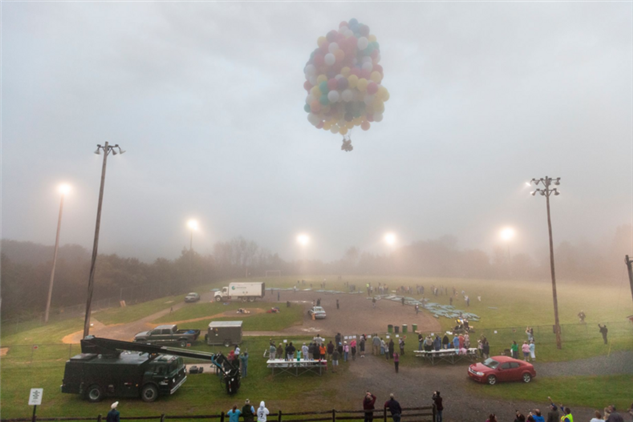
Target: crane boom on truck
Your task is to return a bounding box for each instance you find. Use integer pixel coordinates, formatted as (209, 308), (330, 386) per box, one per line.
(62, 336), (240, 403)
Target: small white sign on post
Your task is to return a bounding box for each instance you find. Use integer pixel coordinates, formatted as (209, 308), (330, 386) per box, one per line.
(28, 388), (43, 406)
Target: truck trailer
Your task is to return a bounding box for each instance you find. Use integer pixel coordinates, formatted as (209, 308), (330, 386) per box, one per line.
(214, 282), (265, 302)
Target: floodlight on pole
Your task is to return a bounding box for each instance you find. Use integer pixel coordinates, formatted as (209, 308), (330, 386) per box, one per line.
(297, 234), (310, 247)
(384, 232), (397, 246)
(83, 142), (125, 338)
(500, 227), (515, 241)
(187, 219), (199, 285)
(44, 183), (72, 323)
(530, 176), (562, 350)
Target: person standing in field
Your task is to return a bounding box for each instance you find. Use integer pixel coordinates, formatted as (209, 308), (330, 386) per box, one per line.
(359, 335), (366, 358)
(343, 341), (349, 362)
(240, 351), (249, 377)
(442, 334), (450, 349)
(331, 348), (340, 372)
(350, 338), (357, 360)
(522, 341), (530, 361)
(598, 324), (608, 344)
(510, 341), (519, 359)
(106, 402), (120, 422)
(257, 402), (269, 422)
(393, 351), (400, 373)
(227, 405), (241, 422)
(384, 394), (402, 422)
(242, 400), (255, 422)
(398, 337), (405, 355)
(327, 341), (334, 360)
(363, 392), (377, 422)
(432, 392), (443, 422)
(372, 335), (381, 355)
(388, 338), (395, 360)
(529, 340), (536, 361)
(269, 342), (276, 360)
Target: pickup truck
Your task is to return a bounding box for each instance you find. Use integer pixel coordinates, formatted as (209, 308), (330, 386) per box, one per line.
(134, 324), (200, 347)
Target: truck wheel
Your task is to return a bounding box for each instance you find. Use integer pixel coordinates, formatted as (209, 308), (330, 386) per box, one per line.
(179, 340), (187, 348)
(86, 385), (103, 402)
(248, 297), (255, 303)
(141, 384), (159, 402)
(215, 296), (222, 302)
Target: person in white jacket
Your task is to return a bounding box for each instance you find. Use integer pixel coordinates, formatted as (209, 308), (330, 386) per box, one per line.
(257, 401), (269, 422)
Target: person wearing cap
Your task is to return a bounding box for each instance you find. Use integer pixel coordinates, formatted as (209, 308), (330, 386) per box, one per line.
(106, 402), (120, 422)
(241, 399), (255, 422)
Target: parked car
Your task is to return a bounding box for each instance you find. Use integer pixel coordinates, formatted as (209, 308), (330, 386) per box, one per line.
(185, 292), (200, 303)
(468, 356), (536, 385)
(134, 324), (200, 347)
(308, 306), (326, 319)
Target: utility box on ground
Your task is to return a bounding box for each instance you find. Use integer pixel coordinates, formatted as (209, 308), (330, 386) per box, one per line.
(206, 321), (243, 347)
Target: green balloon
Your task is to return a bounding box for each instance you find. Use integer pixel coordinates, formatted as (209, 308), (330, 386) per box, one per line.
(320, 95), (330, 105)
(319, 81), (329, 94)
(304, 104), (311, 112)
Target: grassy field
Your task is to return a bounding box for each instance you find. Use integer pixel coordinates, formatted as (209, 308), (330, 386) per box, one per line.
(0, 336), (348, 419)
(152, 301), (305, 332)
(465, 374), (632, 413)
(93, 294), (187, 325)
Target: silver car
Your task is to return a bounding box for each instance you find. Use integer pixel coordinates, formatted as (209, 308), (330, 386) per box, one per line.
(308, 306), (326, 319)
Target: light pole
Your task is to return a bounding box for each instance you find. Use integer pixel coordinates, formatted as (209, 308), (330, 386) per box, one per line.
(500, 227), (515, 277)
(83, 142), (125, 338)
(530, 176), (562, 349)
(44, 184), (71, 323)
(187, 220), (199, 285)
(383, 232), (397, 275)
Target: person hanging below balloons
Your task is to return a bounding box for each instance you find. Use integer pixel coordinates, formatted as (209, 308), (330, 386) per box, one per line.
(303, 19), (389, 151)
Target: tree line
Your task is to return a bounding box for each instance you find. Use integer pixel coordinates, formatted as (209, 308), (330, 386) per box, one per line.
(1, 225), (629, 320)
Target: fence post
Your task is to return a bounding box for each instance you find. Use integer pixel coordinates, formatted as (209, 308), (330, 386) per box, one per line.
(98, 414), (102, 422)
(221, 411), (225, 422)
(432, 403), (436, 422)
(332, 409), (336, 422)
(383, 408), (387, 422)
(160, 414), (165, 422)
(278, 410), (282, 422)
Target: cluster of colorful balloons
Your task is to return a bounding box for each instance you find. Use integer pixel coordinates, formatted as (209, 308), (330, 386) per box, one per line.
(303, 18), (389, 146)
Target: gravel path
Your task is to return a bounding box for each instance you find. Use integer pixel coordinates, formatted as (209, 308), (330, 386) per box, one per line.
(332, 352), (629, 422)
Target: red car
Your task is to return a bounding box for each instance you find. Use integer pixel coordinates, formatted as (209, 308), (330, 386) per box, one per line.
(468, 356), (536, 385)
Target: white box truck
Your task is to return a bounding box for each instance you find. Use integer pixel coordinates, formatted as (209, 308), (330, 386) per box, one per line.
(214, 282), (266, 302)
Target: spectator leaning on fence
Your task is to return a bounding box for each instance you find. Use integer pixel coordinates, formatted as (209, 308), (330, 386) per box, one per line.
(383, 393), (402, 422)
(242, 400), (255, 422)
(257, 402), (269, 422)
(227, 406), (241, 422)
(106, 402), (120, 422)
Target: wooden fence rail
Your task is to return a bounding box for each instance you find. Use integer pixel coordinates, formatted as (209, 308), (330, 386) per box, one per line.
(1, 406), (436, 422)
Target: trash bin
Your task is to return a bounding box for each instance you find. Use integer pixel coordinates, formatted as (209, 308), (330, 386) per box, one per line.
(402, 324), (408, 334)
(412, 324), (418, 333)
(394, 326), (400, 334)
(388, 324), (393, 333)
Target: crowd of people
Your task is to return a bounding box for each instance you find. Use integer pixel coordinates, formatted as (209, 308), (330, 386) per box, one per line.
(485, 398), (631, 422)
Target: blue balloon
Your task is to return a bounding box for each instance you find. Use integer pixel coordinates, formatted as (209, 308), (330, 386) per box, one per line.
(349, 18), (359, 26)
(304, 104), (311, 113)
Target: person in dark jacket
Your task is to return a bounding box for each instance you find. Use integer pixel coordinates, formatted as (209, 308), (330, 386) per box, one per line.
(327, 341), (334, 359)
(383, 394), (402, 422)
(598, 324), (608, 344)
(387, 339), (395, 360)
(363, 392), (377, 422)
(482, 340), (490, 359)
(432, 392), (443, 422)
(106, 402), (120, 422)
(546, 403), (559, 422)
(335, 333), (342, 346)
(276, 343), (284, 360)
(442, 335), (449, 349)
(241, 399), (255, 422)
(240, 351), (249, 377)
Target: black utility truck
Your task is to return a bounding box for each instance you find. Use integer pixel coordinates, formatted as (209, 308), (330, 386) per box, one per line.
(134, 324), (200, 347)
(61, 336), (241, 403)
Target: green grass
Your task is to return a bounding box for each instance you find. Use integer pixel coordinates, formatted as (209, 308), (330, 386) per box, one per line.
(466, 374), (632, 411)
(1, 318), (84, 346)
(93, 294), (186, 325)
(0, 336), (350, 419)
(154, 302), (305, 332)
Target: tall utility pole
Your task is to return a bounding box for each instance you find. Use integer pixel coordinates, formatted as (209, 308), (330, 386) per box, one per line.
(187, 220), (199, 285)
(530, 176), (562, 349)
(626, 255), (633, 304)
(83, 142), (125, 338)
(45, 184), (71, 323)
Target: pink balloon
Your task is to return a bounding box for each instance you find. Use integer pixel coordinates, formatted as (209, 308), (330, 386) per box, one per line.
(361, 121), (371, 130)
(361, 69), (371, 79)
(304, 81), (313, 91)
(366, 114), (374, 122)
(327, 78), (338, 90)
(367, 82), (378, 95)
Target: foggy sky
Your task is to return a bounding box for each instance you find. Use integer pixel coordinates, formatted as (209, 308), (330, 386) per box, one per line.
(3, 2), (632, 262)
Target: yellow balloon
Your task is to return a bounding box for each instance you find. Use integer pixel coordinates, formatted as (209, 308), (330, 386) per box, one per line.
(321, 105), (331, 114)
(347, 74), (359, 89)
(357, 78), (369, 92)
(377, 85), (387, 100)
(368, 34), (377, 42)
(340, 127), (348, 135)
(331, 126), (339, 134)
(376, 101), (385, 113)
(317, 36), (327, 47)
(323, 121), (332, 130)
(346, 121), (354, 129)
(383, 90), (390, 102)
(370, 71), (382, 83)
(316, 74), (327, 84)
(341, 67), (351, 78)
(311, 86), (321, 97)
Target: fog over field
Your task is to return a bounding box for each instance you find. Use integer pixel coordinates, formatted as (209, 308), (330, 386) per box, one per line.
(2, 2), (631, 264)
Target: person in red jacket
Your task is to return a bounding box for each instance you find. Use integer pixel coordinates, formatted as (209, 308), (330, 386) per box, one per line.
(363, 392), (377, 422)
